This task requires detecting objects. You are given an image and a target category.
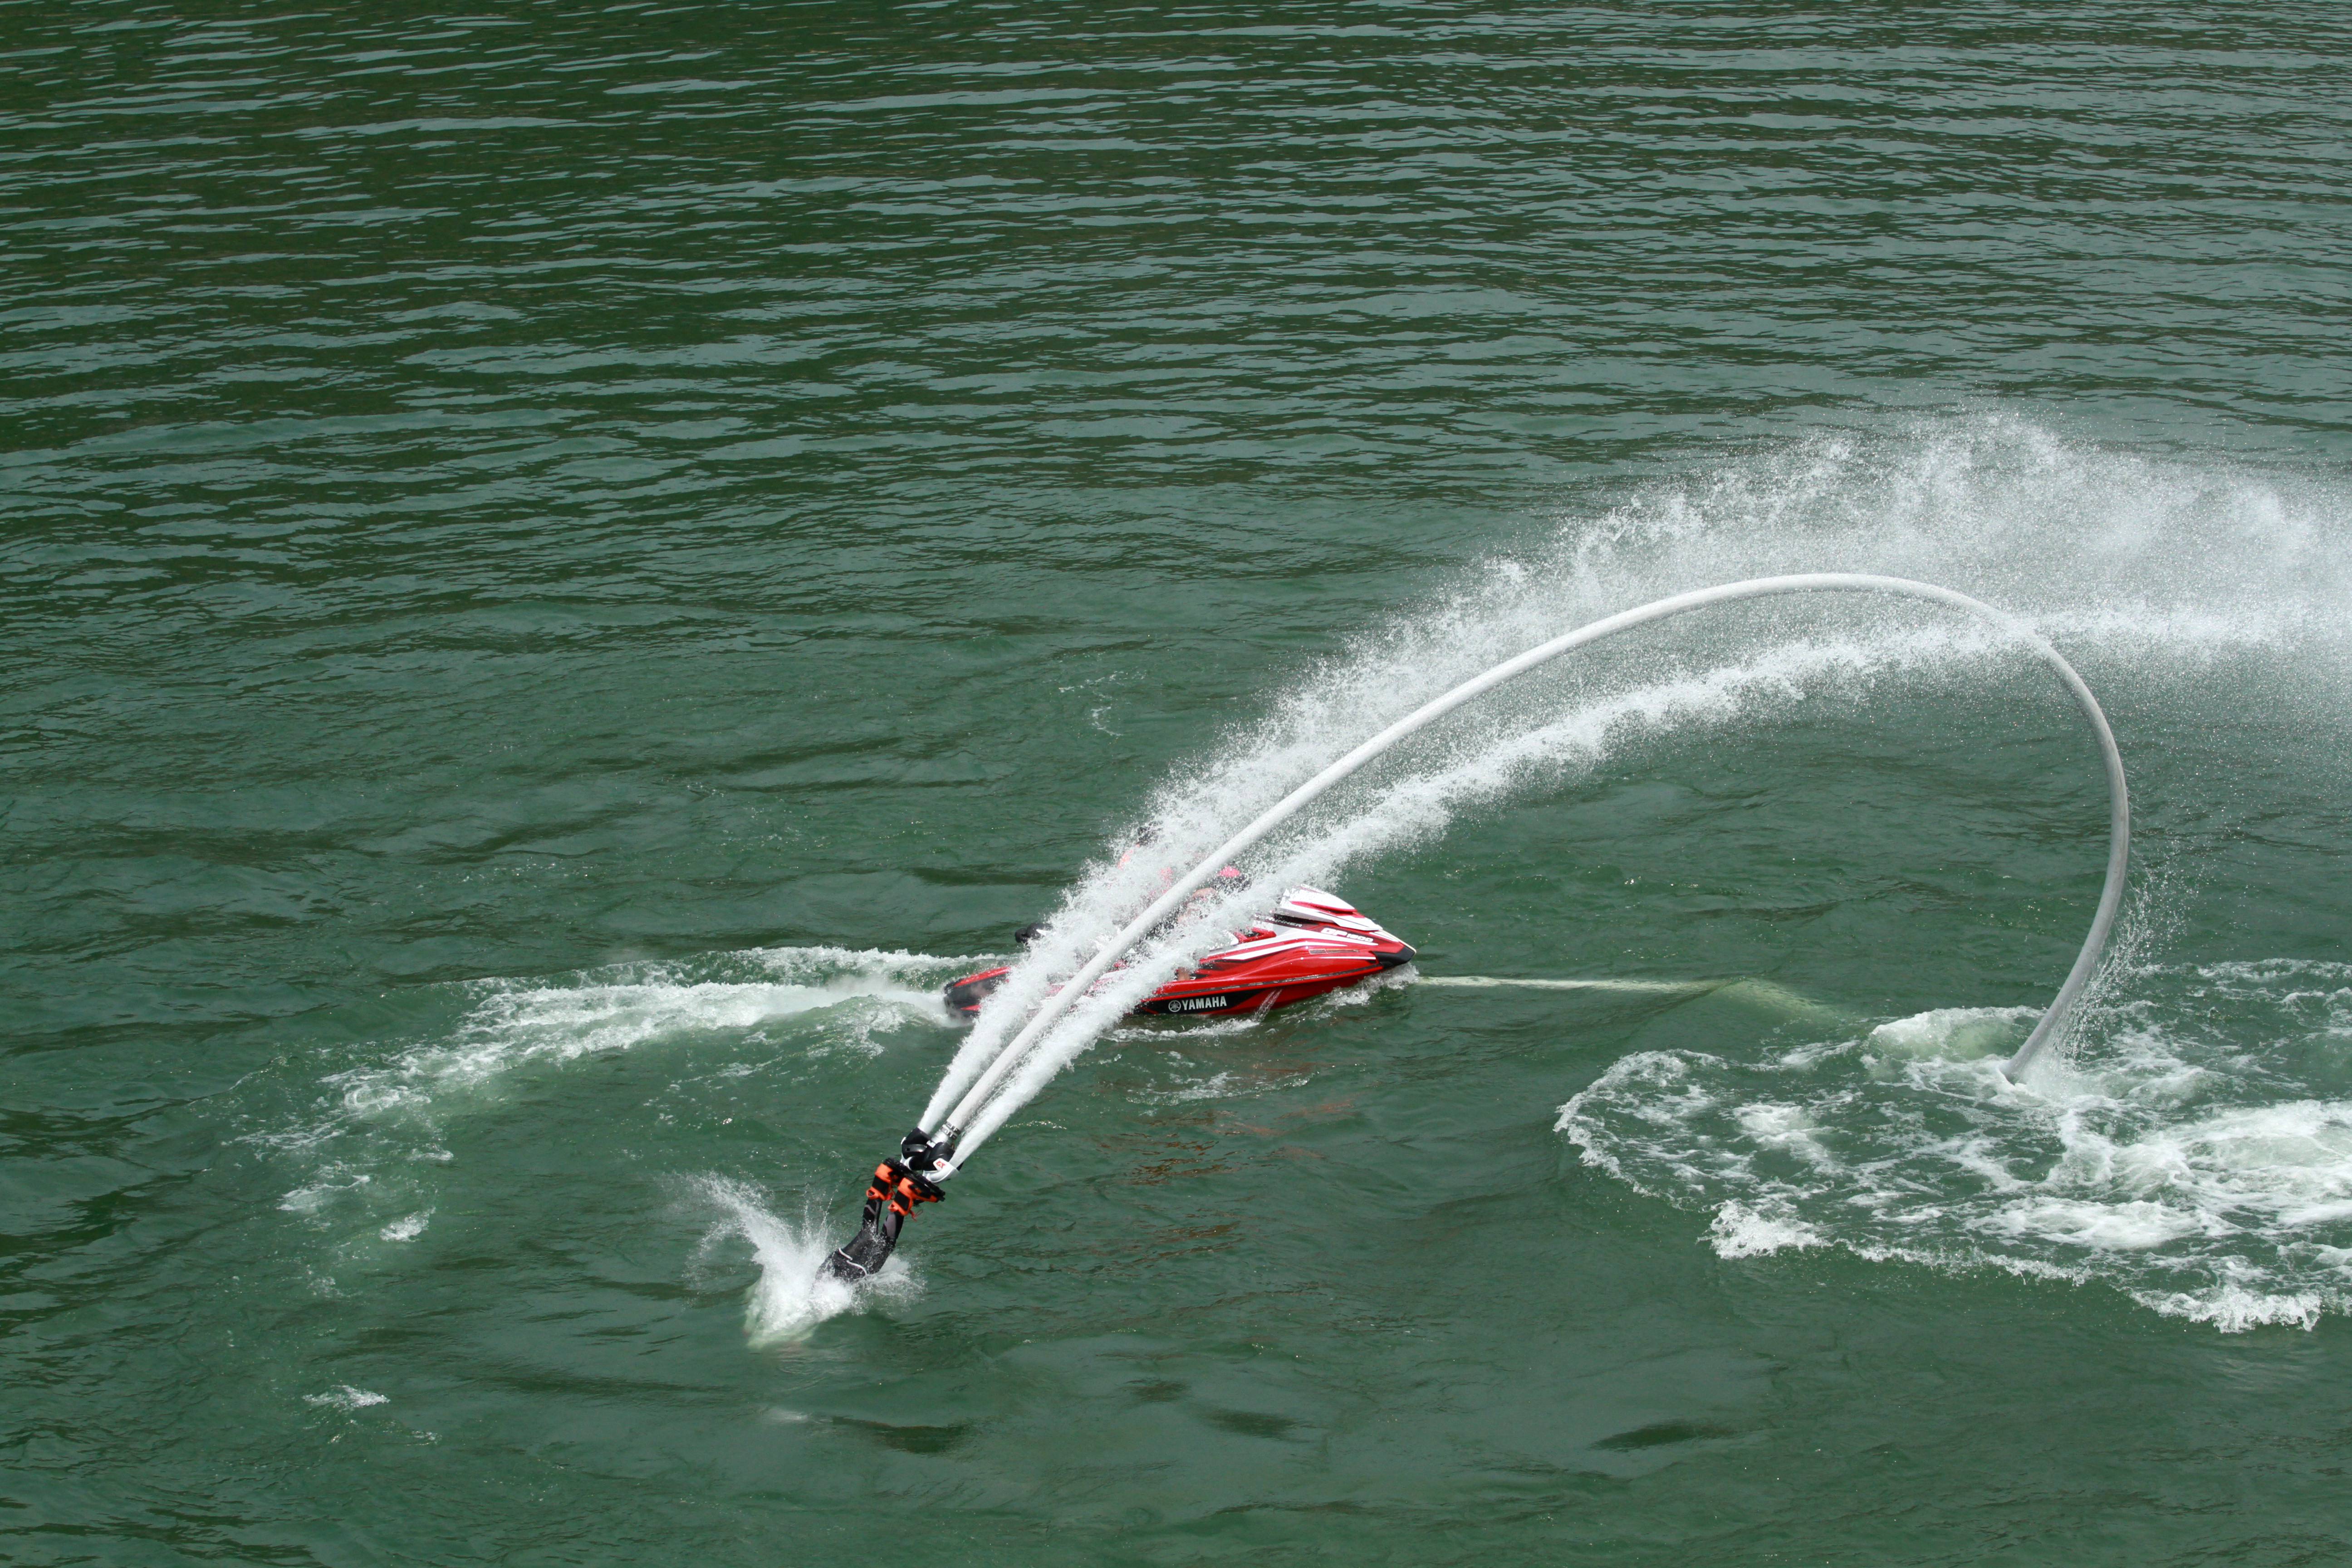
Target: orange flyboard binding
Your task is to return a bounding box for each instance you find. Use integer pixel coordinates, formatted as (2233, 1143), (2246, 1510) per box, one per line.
(943, 886), (1415, 1021)
(824, 1127), (953, 1282)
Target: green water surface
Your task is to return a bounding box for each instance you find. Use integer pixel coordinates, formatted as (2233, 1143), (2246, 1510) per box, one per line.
(7, 4), (2352, 1564)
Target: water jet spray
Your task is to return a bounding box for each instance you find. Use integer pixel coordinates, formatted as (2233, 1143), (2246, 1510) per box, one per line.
(822, 574), (2128, 1284)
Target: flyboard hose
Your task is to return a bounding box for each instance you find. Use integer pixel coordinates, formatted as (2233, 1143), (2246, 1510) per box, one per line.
(823, 573), (2129, 1281)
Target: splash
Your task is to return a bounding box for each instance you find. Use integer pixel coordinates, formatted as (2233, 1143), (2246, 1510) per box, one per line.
(1561, 963), (2352, 1331)
(908, 416), (2352, 1328)
(691, 1176), (919, 1344)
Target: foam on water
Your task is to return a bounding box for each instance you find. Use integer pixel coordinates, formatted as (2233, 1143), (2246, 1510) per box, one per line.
(324, 946), (970, 1127)
(304, 1386), (388, 1412)
(1561, 964), (2352, 1331)
(265, 946), (977, 1227)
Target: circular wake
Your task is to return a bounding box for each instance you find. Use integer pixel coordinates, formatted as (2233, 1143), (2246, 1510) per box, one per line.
(1561, 962), (2352, 1331)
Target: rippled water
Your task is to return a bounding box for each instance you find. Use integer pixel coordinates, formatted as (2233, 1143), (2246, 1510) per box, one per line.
(9, 5), (2352, 1564)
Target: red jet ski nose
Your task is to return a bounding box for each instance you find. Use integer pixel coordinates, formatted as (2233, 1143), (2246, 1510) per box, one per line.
(940, 887), (1410, 1022)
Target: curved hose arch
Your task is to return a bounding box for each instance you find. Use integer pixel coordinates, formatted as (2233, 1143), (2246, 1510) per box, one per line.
(936, 573), (2128, 1165)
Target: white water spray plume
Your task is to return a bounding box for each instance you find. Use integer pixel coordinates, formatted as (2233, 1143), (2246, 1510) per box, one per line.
(692, 1176), (920, 1345)
(914, 416), (2352, 1328)
(944, 610), (2091, 1156)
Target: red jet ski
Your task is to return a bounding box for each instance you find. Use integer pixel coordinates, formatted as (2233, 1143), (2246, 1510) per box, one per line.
(943, 886), (1415, 1020)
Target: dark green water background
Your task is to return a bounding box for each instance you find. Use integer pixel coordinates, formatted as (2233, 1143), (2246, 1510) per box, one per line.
(8, 4), (2352, 1563)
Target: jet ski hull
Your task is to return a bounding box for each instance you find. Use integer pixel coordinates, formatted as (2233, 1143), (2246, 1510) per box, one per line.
(943, 887), (1414, 1020)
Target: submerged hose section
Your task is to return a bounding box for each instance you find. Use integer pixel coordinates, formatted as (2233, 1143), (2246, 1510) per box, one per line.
(936, 573), (2127, 1168)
